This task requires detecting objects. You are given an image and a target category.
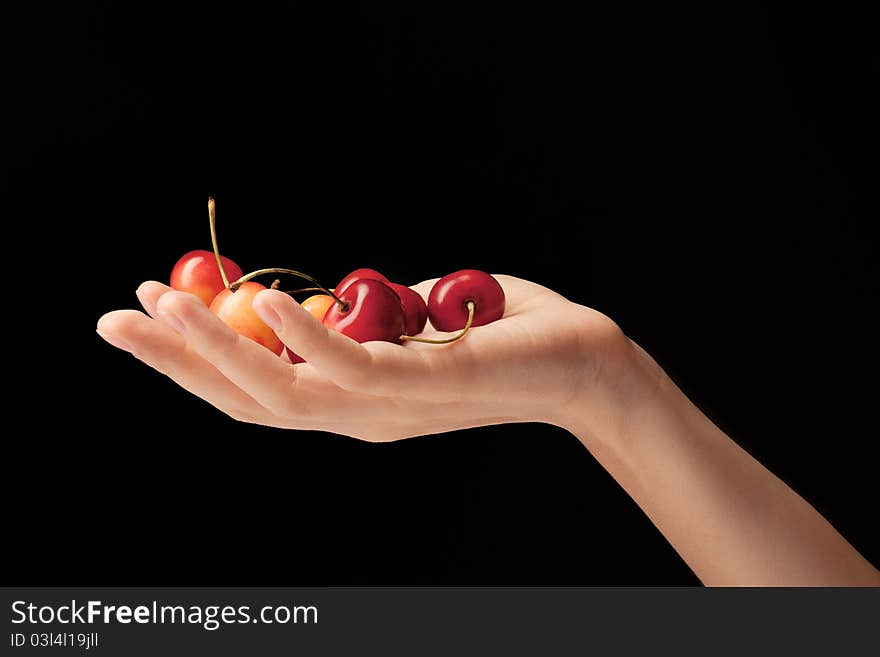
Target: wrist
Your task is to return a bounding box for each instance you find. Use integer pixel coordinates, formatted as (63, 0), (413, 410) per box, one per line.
(543, 308), (669, 453)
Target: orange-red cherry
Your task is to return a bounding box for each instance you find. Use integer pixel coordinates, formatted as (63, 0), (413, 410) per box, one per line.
(210, 282), (283, 355)
(301, 294), (335, 321)
(285, 294), (335, 363)
(171, 250), (243, 305)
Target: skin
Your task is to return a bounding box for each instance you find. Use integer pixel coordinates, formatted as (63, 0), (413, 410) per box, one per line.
(97, 275), (880, 586)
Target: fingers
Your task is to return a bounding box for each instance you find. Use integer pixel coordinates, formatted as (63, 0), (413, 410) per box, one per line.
(154, 291), (303, 416)
(96, 306), (401, 430)
(96, 309), (271, 423)
(126, 282), (403, 414)
(252, 289), (436, 398)
(251, 289), (372, 385)
(135, 280), (173, 318)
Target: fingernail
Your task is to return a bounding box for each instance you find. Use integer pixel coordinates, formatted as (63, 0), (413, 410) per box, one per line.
(158, 309), (186, 335)
(97, 330), (132, 352)
(136, 287), (157, 316)
(254, 300), (282, 331)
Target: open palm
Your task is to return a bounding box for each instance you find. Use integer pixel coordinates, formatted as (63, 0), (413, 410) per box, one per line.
(97, 275), (623, 441)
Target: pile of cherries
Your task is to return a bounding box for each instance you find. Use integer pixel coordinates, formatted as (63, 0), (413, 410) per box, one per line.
(168, 199), (506, 361)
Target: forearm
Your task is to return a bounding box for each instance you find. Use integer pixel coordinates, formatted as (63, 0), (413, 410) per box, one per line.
(558, 340), (880, 586)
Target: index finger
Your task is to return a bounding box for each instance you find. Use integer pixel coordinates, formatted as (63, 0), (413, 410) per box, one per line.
(253, 289), (442, 399)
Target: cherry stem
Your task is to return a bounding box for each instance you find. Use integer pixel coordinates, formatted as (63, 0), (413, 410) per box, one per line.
(208, 197), (230, 289)
(282, 286), (329, 295)
(401, 301), (475, 344)
(207, 197), (348, 311)
(230, 268), (348, 311)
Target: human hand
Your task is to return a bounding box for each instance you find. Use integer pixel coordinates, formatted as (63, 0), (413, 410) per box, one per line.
(97, 273), (880, 584)
(96, 275), (640, 441)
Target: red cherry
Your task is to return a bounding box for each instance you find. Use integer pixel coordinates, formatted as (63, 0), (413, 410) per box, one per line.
(323, 279), (405, 344)
(388, 283), (428, 335)
(170, 250), (244, 305)
(210, 282), (283, 355)
(427, 270), (505, 332)
(335, 268), (390, 296)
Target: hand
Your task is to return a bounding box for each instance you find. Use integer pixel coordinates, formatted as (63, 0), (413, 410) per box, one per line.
(97, 274), (880, 584)
(96, 275), (636, 441)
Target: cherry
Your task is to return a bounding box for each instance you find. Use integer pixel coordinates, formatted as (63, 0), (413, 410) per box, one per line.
(322, 278), (406, 344)
(334, 269), (426, 336)
(170, 250), (243, 306)
(427, 270), (505, 332)
(388, 283), (428, 336)
(210, 282), (283, 355)
(182, 199), (495, 355)
(301, 294), (335, 322)
(286, 348), (305, 365)
(285, 294), (334, 364)
(335, 268), (390, 297)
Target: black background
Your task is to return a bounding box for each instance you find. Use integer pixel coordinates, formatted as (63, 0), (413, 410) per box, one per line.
(3, 3), (878, 584)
